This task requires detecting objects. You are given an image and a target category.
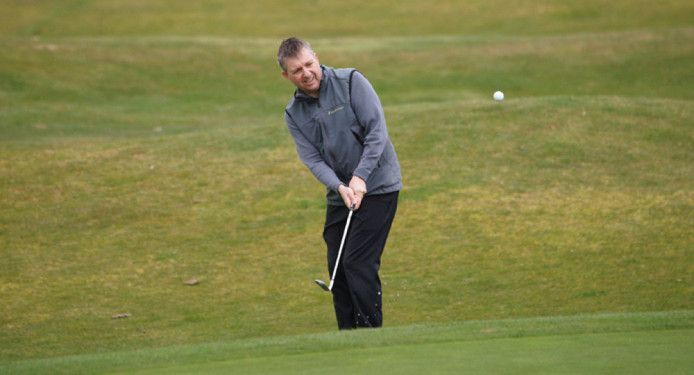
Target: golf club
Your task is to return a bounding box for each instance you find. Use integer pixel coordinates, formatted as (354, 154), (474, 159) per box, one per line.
(314, 206), (354, 292)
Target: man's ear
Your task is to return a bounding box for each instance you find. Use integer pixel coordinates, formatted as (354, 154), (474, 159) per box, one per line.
(281, 70), (288, 80)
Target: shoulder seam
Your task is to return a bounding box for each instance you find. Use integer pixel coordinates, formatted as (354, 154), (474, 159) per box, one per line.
(348, 69), (359, 99)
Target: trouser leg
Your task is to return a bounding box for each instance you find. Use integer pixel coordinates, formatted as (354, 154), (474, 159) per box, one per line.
(323, 191), (399, 329)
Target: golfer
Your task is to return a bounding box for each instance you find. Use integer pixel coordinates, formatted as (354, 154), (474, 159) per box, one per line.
(278, 37), (402, 329)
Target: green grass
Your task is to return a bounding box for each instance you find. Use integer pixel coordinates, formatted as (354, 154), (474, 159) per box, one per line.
(2, 0), (693, 37)
(1, 0), (693, 369)
(132, 330), (693, 375)
(2, 311), (692, 374)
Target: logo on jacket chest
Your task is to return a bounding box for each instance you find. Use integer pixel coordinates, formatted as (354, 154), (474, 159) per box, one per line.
(327, 105), (345, 115)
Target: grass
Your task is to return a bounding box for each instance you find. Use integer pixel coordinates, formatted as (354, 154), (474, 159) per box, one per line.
(131, 330), (693, 374)
(2, 311), (692, 374)
(0, 0), (693, 370)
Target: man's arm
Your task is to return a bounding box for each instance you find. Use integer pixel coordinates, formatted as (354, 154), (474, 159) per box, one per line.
(285, 112), (358, 207)
(285, 112), (342, 191)
(350, 72), (389, 183)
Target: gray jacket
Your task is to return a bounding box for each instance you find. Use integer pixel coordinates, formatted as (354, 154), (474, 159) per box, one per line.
(284, 65), (402, 205)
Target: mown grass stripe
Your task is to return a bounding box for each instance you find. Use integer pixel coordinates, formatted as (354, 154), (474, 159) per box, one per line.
(122, 329), (694, 375)
(4, 26), (692, 47)
(1, 310), (691, 374)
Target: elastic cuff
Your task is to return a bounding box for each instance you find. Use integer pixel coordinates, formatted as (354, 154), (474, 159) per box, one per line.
(352, 171), (369, 183)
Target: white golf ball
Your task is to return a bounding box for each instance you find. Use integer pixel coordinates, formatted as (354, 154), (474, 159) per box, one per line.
(493, 91), (504, 101)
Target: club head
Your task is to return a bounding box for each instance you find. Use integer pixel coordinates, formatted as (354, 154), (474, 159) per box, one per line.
(314, 279), (330, 292)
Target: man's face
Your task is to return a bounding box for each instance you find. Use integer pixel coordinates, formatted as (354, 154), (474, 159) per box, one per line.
(282, 48), (322, 97)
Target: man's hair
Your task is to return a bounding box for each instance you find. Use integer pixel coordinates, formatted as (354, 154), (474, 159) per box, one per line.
(277, 37), (312, 72)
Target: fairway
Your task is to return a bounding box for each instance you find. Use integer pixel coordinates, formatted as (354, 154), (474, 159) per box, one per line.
(3, 311), (692, 374)
(131, 330), (693, 375)
(1, 0), (693, 372)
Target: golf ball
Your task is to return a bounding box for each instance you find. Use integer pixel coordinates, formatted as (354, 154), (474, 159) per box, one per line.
(493, 91), (504, 101)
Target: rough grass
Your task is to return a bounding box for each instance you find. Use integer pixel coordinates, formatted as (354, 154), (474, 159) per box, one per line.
(1, 0), (693, 363)
(2, 0), (693, 37)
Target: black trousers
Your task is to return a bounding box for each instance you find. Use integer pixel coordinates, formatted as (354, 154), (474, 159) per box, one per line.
(323, 191), (399, 329)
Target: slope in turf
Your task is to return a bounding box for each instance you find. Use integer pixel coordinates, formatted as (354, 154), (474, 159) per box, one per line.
(2, 311), (692, 374)
(1, 0), (692, 363)
(127, 330), (693, 375)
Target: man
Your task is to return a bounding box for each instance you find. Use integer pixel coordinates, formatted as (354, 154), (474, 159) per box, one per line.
(278, 37), (402, 329)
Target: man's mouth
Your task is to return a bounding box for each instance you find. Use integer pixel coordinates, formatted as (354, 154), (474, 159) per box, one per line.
(304, 75), (315, 85)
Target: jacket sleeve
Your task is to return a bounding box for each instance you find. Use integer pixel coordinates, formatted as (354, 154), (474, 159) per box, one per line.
(350, 71), (389, 182)
(285, 111), (344, 192)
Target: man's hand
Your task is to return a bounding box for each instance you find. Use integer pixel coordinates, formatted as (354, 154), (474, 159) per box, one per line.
(349, 176), (367, 210)
(338, 184), (357, 210)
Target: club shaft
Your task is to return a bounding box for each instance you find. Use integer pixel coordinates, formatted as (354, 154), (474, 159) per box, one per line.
(328, 209), (353, 290)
